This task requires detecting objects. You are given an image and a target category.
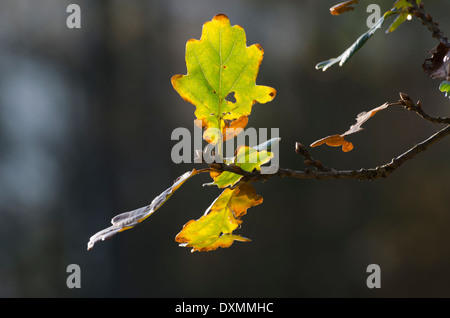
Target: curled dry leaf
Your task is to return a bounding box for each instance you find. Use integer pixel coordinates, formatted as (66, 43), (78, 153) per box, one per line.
(87, 169), (199, 250)
(316, 10), (394, 71)
(310, 134), (354, 152)
(330, 0), (359, 16)
(310, 102), (390, 152)
(175, 183), (263, 252)
(423, 42), (450, 81)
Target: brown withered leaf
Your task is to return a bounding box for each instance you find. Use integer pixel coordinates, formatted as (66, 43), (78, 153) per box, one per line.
(87, 169), (199, 250)
(423, 42), (450, 80)
(310, 134), (354, 152)
(310, 102), (390, 152)
(330, 0), (359, 16)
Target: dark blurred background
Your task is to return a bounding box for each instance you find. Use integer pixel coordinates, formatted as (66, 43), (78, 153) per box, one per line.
(0, 0), (449, 297)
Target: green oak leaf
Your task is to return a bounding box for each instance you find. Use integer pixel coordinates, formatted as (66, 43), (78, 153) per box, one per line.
(206, 138), (279, 188)
(175, 183), (262, 252)
(171, 14), (276, 144)
(208, 146), (273, 188)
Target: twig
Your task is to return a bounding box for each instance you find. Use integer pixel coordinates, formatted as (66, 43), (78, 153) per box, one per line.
(399, 92), (450, 124)
(208, 95), (450, 183)
(407, 1), (450, 47)
(210, 125), (450, 181)
(294, 142), (331, 172)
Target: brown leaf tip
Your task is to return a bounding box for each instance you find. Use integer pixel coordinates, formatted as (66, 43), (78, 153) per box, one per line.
(254, 43), (264, 54)
(213, 13), (229, 22)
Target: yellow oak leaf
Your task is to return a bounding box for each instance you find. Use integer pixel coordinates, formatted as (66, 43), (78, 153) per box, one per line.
(171, 14), (276, 144)
(175, 183), (262, 252)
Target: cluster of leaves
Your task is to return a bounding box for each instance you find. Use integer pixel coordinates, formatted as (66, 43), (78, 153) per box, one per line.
(320, 0), (450, 98)
(88, 1), (449, 253)
(312, 0), (449, 151)
(316, 0), (422, 71)
(88, 14), (277, 252)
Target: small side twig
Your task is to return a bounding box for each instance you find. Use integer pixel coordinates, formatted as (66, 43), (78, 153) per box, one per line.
(399, 92), (450, 124)
(295, 142), (331, 172)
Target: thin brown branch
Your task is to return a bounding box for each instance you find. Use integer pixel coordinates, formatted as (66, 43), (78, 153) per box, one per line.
(294, 142), (331, 172)
(399, 92), (450, 124)
(210, 124), (450, 182)
(207, 96), (450, 183)
(407, 1), (450, 47)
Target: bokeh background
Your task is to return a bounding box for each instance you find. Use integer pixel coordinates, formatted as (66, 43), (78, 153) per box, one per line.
(0, 0), (449, 297)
